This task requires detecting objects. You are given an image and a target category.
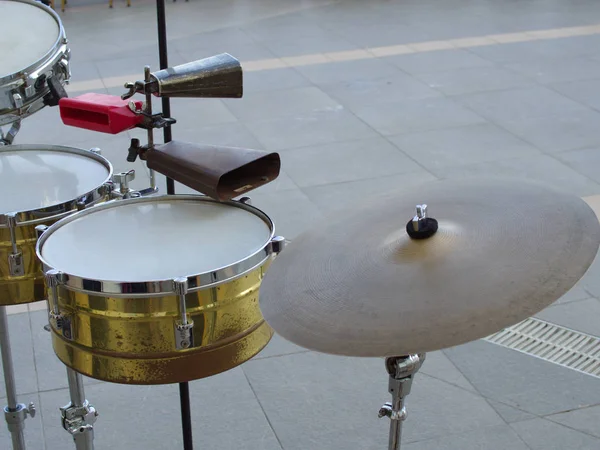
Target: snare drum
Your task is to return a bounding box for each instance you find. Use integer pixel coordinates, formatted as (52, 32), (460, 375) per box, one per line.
(36, 195), (283, 385)
(0, 0), (70, 125)
(0, 145), (113, 305)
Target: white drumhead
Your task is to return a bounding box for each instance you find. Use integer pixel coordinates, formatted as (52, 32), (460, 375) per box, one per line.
(40, 199), (273, 282)
(0, 1), (60, 78)
(0, 147), (110, 214)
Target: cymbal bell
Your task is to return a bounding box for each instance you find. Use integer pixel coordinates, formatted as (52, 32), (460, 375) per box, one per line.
(259, 178), (600, 357)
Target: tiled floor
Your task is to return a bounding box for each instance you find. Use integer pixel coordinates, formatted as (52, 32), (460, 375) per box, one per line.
(2, 0), (600, 448)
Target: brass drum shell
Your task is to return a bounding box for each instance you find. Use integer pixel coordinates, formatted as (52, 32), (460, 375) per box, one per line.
(0, 220), (53, 305)
(50, 261), (274, 384)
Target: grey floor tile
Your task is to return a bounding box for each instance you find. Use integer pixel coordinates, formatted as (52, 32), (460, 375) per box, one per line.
(223, 86), (341, 122)
(499, 110), (600, 153)
(39, 367), (282, 450)
(246, 110), (379, 151)
(555, 285), (594, 305)
(466, 41), (563, 64)
(261, 32), (362, 57)
(556, 147), (600, 184)
(511, 417), (600, 450)
(487, 400), (537, 423)
(253, 333), (308, 360)
(444, 340), (600, 416)
(549, 78), (600, 111)
(248, 187), (324, 240)
(511, 35), (600, 60)
(506, 57), (600, 84)
(353, 97), (486, 136)
(0, 393), (45, 450)
(434, 153), (600, 197)
(282, 137), (423, 188)
(169, 98), (238, 129)
(416, 66), (536, 96)
(242, 67), (313, 94)
(454, 86), (589, 124)
(580, 253), (600, 299)
(29, 311), (102, 393)
(417, 351), (477, 393)
(0, 312), (38, 397)
(319, 72), (442, 110)
(389, 123), (540, 173)
(383, 49), (493, 75)
(170, 121), (266, 150)
(294, 58), (401, 85)
(243, 352), (504, 450)
(302, 170), (438, 214)
(535, 298), (600, 337)
(403, 424), (530, 450)
(178, 42), (276, 63)
(546, 405), (600, 438)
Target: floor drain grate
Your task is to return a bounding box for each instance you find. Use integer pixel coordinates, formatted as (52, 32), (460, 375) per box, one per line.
(484, 318), (600, 378)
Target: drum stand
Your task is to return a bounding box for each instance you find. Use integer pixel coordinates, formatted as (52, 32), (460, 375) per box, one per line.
(378, 354), (425, 450)
(0, 121), (21, 146)
(60, 368), (97, 450)
(0, 305), (36, 450)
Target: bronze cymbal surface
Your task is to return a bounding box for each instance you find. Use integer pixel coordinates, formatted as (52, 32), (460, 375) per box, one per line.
(259, 178), (600, 357)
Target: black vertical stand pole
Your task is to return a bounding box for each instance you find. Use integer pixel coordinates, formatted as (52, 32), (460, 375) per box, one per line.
(155, 2), (193, 450)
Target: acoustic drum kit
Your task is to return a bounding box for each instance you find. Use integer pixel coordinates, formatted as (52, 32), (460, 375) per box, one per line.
(1, 1), (599, 450)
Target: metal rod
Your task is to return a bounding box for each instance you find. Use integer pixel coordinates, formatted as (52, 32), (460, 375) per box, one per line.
(156, 0), (175, 195)
(179, 382), (193, 450)
(155, 3), (193, 450)
(63, 367), (96, 450)
(66, 368), (86, 407)
(0, 306), (26, 450)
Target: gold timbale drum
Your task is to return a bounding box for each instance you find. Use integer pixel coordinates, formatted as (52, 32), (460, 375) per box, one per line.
(0, 145), (113, 305)
(36, 195), (283, 384)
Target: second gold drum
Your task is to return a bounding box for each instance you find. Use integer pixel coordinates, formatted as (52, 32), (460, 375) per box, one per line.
(36, 195), (283, 384)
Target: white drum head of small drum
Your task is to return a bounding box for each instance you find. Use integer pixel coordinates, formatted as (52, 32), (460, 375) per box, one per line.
(0, 146), (111, 215)
(39, 198), (274, 283)
(0, 0), (60, 78)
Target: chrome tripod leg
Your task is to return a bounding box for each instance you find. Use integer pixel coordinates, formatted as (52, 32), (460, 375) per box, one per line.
(0, 305), (35, 450)
(61, 368), (97, 450)
(378, 354), (426, 450)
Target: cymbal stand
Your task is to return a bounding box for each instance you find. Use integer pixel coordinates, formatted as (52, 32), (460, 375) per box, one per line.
(378, 354), (425, 450)
(60, 368), (98, 450)
(0, 304), (36, 450)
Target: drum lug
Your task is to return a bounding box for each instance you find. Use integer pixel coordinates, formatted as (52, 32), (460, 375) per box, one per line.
(270, 235), (287, 255)
(174, 321), (195, 350)
(45, 270), (73, 340)
(240, 196), (252, 205)
(5, 213), (24, 277)
(173, 277), (194, 350)
(35, 225), (49, 240)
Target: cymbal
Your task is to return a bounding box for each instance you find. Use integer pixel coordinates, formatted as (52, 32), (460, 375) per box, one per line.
(259, 178), (600, 357)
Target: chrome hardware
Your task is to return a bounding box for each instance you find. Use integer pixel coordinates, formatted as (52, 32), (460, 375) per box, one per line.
(45, 270), (72, 338)
(12, 94), (23, 109)
(6, 213), (24, 277)
(89, 148), (102, 155)
(113, 170), (136, 198)
(35, 225), (48, 240)
(173, 277), (194, 349)
(412, 204), (428, 232)
(62, 368), (98, 449)
(379, 354), (426, 450)
(240, 197), (252, 205)
(270, 236), (286, 255)
(0, 120), (21, 146)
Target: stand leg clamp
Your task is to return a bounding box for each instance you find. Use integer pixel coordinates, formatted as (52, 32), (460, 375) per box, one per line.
(61, 400), (98, 447)
(4, 402), (36, 433)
